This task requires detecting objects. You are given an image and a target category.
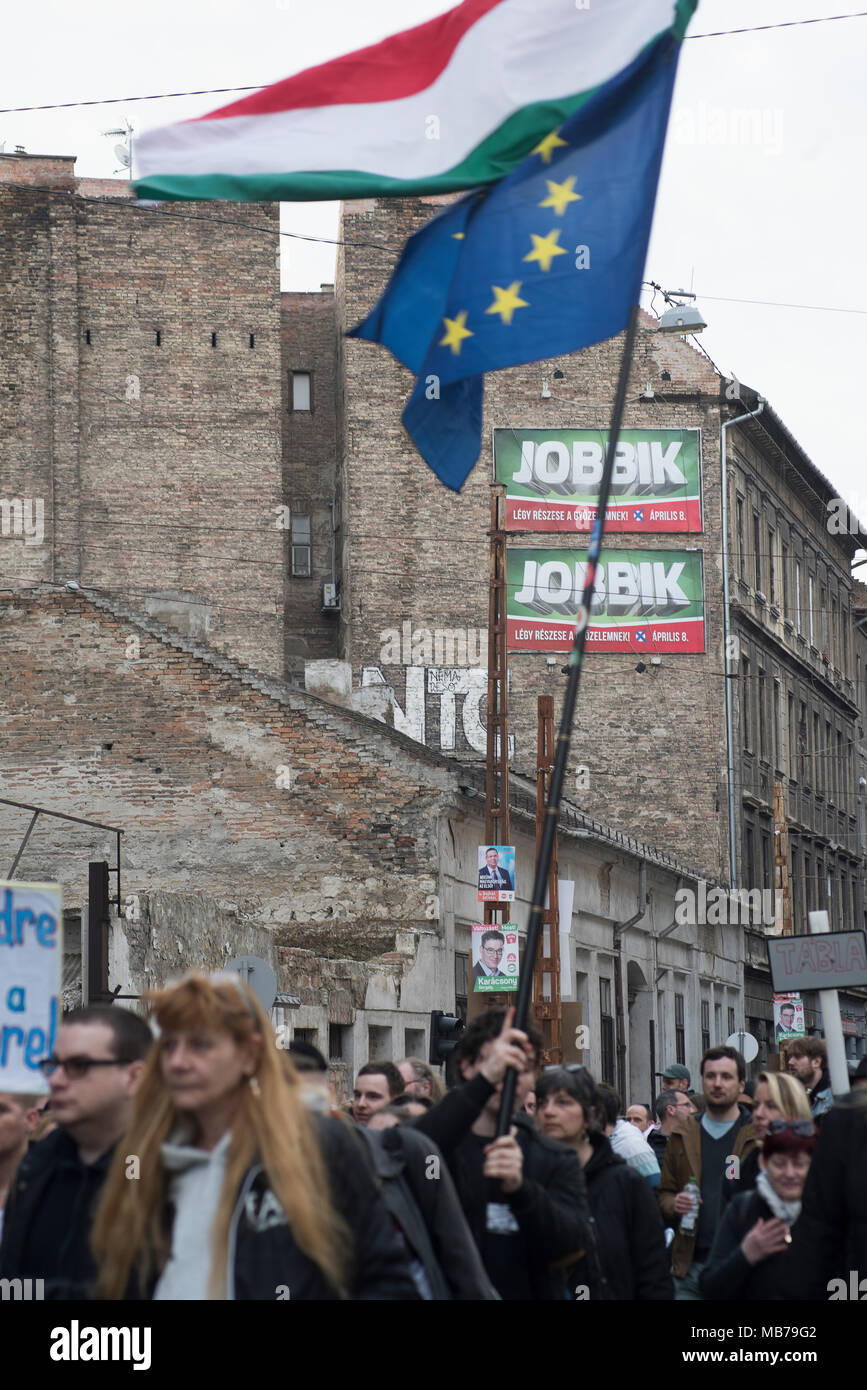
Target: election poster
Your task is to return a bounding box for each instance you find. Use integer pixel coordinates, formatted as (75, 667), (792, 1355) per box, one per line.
(773, 994), (805, 1045)
(507, 547), (706, 653)
(494, 427), (703, 533)
(478, 845), (515, 902)
(0, 880), (62, 1094)
(472, 923), (519, 993)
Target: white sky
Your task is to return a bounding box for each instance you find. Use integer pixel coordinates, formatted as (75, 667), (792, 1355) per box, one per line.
(3, 0), (866, 518)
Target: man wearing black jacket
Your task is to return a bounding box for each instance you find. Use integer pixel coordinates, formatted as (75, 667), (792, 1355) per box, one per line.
(414, 1007), (590, 1300)
(0, 1006), (152, 1299)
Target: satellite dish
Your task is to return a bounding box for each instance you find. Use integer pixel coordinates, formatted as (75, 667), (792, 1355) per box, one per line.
(225, 955), (278, 1015)
(114, 144), (131, 167)
(726, 1030), (759, 1063)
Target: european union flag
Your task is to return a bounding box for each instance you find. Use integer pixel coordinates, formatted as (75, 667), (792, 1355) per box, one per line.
(349, 31), (683, 492)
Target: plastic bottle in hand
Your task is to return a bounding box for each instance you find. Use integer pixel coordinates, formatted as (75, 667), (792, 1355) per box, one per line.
(679, 1177), (700, 1235)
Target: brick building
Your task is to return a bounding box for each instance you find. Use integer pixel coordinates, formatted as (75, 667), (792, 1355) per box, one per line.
(1, 151), (285, 676)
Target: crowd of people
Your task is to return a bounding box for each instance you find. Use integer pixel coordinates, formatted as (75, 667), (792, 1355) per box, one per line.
(1, 971), (865, 1302)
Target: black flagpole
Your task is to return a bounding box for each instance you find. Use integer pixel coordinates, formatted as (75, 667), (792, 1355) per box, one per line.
(496, 301), (641, 1137)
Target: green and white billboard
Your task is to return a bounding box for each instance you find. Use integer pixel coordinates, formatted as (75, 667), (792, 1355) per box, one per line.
(494, 427), (702, 533)
(507, 547), (706, 653)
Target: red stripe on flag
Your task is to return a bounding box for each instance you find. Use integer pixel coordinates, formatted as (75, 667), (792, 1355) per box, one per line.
(194, 0), (507, 122)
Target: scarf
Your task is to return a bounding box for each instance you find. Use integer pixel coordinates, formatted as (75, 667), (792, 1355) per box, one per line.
(755, 1168), (802, 1225)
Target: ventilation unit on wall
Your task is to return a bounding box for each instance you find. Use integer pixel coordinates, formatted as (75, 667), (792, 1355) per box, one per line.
(322, 582), (340, 610)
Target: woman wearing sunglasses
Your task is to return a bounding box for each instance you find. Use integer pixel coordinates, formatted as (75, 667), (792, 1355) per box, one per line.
(90, 973), (416, 1300)
(700, 1118), (816, 1300)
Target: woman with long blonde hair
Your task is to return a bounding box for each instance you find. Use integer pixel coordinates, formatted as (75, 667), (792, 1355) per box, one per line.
(726, 1069), (812, 1201)
(90, 973), (416, 1300)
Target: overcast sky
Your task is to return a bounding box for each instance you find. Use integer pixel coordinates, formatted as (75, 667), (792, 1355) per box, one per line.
(4, 0), (866, 522)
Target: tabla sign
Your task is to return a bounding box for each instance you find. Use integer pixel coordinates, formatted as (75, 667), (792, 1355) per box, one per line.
(767, 931), (867, 994)
(493, 427), (702, 533)
(506, 547), (705, 653)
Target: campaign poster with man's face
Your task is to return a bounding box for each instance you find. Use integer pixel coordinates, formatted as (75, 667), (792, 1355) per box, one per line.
(472, 923), (519, 993)
(477, 845), (516, 902)
(773, 993), (805, 1043)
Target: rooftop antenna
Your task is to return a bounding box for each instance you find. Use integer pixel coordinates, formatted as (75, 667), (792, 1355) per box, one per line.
(102, 119), (133, 179)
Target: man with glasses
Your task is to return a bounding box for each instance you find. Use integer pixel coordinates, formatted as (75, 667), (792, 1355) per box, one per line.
(648, 1089), (697, 1165)
(0, 1005), (152, 1298)
(473, 930), (507, 983)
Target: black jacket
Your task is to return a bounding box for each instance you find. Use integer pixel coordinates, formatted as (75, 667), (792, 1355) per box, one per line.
(570, 1133), (673, 1301)
(415, 1073), (590, 1300)
(130, 1117), (418, 1301)
(646, 1127), (668, 1166)
(0, 1127), (114, 1300)
(360, 1125), (499, 1300)
(786, 1092), (867, 1299)
(700, 1189), (801, 1301)
(722, 1143), (760, 1204)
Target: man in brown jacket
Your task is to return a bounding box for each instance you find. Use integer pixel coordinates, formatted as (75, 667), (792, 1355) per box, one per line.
(658, 1046), (757, 1299)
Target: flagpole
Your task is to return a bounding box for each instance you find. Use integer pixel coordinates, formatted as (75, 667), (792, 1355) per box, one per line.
(496, 302), (641, 1137)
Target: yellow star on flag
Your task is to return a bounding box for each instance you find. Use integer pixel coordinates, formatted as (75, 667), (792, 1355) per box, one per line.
(531, 130), (568, 165)
(485, 282), (530, 326)
(523, 229), (567, 273)
(539, 176), (581, 216)
(452, 232), (465, 239)
(439, 310), (473, 355)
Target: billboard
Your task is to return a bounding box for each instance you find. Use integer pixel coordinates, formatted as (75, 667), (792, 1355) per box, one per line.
(507, 547), (706, 653)
(494, 427), (702, 533)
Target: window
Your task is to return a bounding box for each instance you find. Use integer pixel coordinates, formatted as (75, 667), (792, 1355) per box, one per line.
(600, 978), (615, 1084)
(781, 543), (790, 619)
(795, 561), (802, 633)
(328, 1024), (345, 1060)
(294, 1027), (317, 1047)
(787, 692), (794, 777)
(455, 951), (469, 1025)
(798, 702), (808, 784)
(701, 1000), (710, 1054)
(773, 681), (781, 770)
(761, 830), (772, 892)
(758, 668), (766, 757)
(808, 575), (815, 644)
(768, 527), (776, 604)
(736, 497), (745, 575)
(742, 656), (752, 750)
(291, 371), (312, 411)
(714, 1002), (722, 1043)
(290, 514), (311, 577)
(826, 720), (832, 802)
(753, 511), (762, 590)
(728, 1006), (736, 1037)
(820, 586), (828, 652)
(674, 992), (686, 1066)
(836, 730), (844, 809)
(813, 713), (821, 794)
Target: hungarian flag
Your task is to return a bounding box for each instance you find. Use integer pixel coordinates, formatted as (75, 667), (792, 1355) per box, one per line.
(133, 0), (696, 202)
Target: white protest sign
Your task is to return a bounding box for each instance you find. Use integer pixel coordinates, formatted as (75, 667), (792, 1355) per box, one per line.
(0, 880), (62, 1093)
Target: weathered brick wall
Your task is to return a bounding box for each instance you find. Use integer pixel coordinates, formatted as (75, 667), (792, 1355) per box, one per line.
(281, 288), (340, 667)
(0, 155), (286, 677)
(337, 197), (729, 879)
(0, 591), (453, 962)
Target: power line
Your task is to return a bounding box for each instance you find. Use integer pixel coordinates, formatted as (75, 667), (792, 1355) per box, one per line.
(2, 12), (865, 115)
(685, 10), (867, 39)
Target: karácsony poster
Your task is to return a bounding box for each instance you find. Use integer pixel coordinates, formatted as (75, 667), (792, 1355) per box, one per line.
(493, 427), (702, 533)
(507, 548), (706, 653)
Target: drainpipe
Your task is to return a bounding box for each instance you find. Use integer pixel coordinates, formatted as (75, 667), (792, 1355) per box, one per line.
(721, 396), (765, 888)
(613, 862), (648, 1100)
